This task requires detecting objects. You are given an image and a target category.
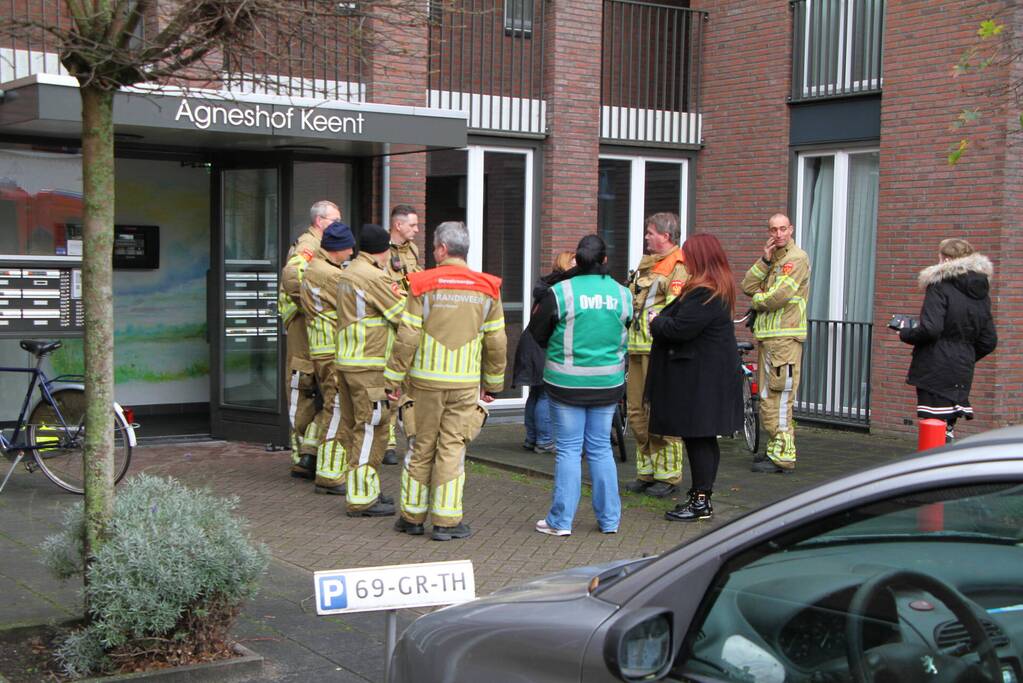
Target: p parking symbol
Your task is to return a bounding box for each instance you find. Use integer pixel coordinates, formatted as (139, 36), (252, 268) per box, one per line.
(319, 576), (348, 610)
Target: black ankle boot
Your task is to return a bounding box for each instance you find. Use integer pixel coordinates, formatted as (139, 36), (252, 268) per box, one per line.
(665, 489), (712, 522)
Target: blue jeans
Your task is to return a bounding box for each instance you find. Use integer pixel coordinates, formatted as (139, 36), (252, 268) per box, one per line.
(524, 385), (552, 446)
(546, 400), (621, 532)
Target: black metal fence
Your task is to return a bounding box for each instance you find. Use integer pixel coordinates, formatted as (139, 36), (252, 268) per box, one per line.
(601, 0), (705, 146)
(790, 0), (884, 101)
(795, 319), (872, 427)
(427, 0), (547, 135)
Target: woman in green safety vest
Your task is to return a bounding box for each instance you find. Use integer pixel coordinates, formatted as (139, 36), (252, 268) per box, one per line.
(526, 234), (633, 536)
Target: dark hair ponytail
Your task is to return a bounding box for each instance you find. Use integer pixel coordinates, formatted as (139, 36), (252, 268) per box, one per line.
(574, 234), (609, 276)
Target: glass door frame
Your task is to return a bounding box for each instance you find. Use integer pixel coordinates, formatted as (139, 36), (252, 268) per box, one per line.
(209, 156), (290, 443)
(597, 154), (689, 272)
(465, 144), (535, 408)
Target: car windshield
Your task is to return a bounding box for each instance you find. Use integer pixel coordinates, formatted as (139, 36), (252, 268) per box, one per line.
(677, 481), (1023, 683)
(794, 483), (1023, 545)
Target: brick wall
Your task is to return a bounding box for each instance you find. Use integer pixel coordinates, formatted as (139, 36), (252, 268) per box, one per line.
(687, 0), (791, 278)
(539, 0), (603, 273)
(365, 8), (429, 254)
(871, 0), (1017, 435)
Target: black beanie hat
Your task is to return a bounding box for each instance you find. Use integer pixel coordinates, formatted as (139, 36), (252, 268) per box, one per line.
(359, 223), (391, 255)
(321, 221), (355, 251)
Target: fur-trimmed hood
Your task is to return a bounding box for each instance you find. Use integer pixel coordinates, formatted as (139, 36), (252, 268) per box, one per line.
(918, 253), (993, 299)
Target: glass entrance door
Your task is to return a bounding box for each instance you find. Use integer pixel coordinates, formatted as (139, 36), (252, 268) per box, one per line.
(211, 165), (287, 442)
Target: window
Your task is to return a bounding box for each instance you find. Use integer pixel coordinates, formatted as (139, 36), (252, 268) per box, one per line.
(676, 482), (1023, 682)
(504, 0), (533, 37)
(797, 0), (884, 98)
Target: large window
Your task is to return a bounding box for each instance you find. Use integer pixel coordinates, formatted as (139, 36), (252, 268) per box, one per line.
(794, 0), (884, 99)
(597, 155), (688, 283)
(796, 149), (878, 423)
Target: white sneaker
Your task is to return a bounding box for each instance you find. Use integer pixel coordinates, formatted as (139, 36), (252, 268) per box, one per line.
(535, 519), (571, 536)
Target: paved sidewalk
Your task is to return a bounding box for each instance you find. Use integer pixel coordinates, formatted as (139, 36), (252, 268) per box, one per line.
(0, 423), (916, 681)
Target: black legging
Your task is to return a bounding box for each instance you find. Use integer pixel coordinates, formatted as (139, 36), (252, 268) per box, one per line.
(682, 436), (720, 492)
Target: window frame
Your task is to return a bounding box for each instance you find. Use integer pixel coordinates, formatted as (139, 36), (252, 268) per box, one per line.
(799, 0), (884, 98)
(503, 0), (534, 37)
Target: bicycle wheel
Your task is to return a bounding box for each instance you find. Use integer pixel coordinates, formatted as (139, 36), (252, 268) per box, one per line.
(29, 389), (132, 494)
(742, 377), (760, 454)
(611, 402), (629, 463)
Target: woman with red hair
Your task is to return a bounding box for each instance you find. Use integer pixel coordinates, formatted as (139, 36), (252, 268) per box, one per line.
(645, 233), (743, 522)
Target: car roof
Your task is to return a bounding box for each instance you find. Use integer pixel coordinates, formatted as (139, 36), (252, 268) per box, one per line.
(955, 423), (1023, 447)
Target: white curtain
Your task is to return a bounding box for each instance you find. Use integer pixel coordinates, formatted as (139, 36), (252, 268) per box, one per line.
(802, 156), (834, 321)
(842, 152), (879, 323)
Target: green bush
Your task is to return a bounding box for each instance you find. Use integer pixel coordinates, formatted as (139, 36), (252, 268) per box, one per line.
(42, 474), (269, 678)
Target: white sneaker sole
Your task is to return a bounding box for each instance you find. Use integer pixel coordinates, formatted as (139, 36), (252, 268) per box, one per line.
(535, 520), (571, 536)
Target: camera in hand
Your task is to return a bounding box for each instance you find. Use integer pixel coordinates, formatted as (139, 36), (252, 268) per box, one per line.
(888, 313), (917, 331)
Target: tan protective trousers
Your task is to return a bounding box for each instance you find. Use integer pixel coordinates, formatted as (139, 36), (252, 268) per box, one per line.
(399, 385), (476, 527)
(626, 354), (684, 485)
(757, 339), (802, 468)
(311, 356), (347, 487)
(285, 315), (317, 464)
(340, 369), (393, 511)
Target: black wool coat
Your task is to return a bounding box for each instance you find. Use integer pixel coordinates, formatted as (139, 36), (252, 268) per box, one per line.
(645, 287), (743, 438)
(900, 253), (997, 404)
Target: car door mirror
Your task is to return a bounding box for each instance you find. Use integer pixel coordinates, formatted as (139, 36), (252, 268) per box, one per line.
(603, 608), (673, 682)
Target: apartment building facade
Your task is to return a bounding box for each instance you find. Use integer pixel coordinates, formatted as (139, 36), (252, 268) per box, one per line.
(0, 0), (1017, 441)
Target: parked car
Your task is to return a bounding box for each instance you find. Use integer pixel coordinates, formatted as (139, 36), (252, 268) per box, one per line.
(390, 426), (1023, 683)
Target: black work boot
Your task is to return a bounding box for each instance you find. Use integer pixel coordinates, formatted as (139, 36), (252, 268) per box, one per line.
(347, 500), (396, 518)
(665, 490), (713, 522)
(624, 479), (654, 494)
(751, 459), (792, 474)
(645, 481), (677, 498)
(394, 517), (425, 536)
(382, 448), (399, 465)
(432, 522), (472, 541)
(314, 483), (347, 495)
(290, 454), (316, 479)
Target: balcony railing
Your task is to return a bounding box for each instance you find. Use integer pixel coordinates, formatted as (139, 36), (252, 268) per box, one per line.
(790, 0), (884, 102)
(0, 2), (365, 102)
(427, 1), (547, 135)
(795, 319), (872, 427)
(601, 1), (705, 147)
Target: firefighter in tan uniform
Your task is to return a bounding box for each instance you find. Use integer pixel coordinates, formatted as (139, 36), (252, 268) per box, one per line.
(385, 221), (507, 541)
(381, 204), (422, 465)
(278, 201), (341, 479)
(741, 213), (810, 473)
(623, 213), (688, 498)
(300, 222), (354, 494)
(335, 224), (406, 517)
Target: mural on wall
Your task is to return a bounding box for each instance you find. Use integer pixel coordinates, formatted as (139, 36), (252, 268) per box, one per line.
(0, 151), (210, 409)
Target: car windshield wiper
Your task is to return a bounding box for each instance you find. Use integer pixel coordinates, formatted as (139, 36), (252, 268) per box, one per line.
(793, 530), (1019, 548)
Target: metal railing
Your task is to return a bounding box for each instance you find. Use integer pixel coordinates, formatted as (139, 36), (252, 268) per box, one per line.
(790, 0), (884, 101)
(601, 1), (705, 147)
(795, 319), (872, 427)
(427, 1), (547, 135)
(0, 2), (365, 101)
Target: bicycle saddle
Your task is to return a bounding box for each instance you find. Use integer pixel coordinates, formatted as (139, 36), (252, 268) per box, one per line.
(736, 341), (755, 351)
(20, 340), (63, 357)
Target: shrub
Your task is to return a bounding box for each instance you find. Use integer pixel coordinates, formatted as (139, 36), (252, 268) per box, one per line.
(42, 474), (269, 678)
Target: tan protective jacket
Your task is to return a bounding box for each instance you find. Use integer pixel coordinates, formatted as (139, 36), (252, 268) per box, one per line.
(741, 241), (811, 342)
(627, 247), (688, 354)
(386, 240), (422, 293)
(384, 258), (507, 393)
(300, 248), (345, 359)
(335, 252), (406, 371)
(278, 228), (320, 372)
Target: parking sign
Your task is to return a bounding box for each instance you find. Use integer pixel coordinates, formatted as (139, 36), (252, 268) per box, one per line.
(314, 560), (475, 615)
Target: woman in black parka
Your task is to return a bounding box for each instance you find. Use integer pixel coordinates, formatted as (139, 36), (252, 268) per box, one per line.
(645, 234), (743, 522)
(899, 238), (997, 441)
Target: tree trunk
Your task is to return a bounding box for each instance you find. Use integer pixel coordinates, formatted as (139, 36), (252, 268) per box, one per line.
(79, 84), (116, 579)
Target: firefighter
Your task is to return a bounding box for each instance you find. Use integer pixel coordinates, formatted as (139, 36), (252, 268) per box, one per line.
(336, 224), (406, 517)
(381, 204), (422, 465)
(622, 212), (688, 498)
(384, 221), (507, 541)
(278, 200), (340, 479)
(740, 213), (810, 473)
(300, 221), (354, 494)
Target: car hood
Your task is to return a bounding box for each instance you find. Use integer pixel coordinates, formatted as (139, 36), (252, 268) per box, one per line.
(468, 556), (654, 605)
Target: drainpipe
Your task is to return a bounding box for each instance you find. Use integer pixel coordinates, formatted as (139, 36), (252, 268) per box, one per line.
(381, 143), (391, 226)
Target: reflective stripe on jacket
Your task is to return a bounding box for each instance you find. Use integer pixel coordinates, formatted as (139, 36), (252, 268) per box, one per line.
(335, 253), (406, 370)
(627, 248), (688, 354)
(301, 249), (346, 358)
(740, 242), (811, 341)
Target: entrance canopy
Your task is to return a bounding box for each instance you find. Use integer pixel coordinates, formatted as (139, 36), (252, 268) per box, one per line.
(0, 74), (468, 155)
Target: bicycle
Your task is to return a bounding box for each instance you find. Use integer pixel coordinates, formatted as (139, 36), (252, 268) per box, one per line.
(0, 340), (136, 495)
(610, 392), (629, 463)
(736, 341), (761, 454)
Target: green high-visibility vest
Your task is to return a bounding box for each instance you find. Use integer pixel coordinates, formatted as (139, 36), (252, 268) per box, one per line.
(543, 274), (632, 390)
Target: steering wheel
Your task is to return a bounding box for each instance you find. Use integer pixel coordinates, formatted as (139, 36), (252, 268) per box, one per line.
(845, 569), (1002, 683)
